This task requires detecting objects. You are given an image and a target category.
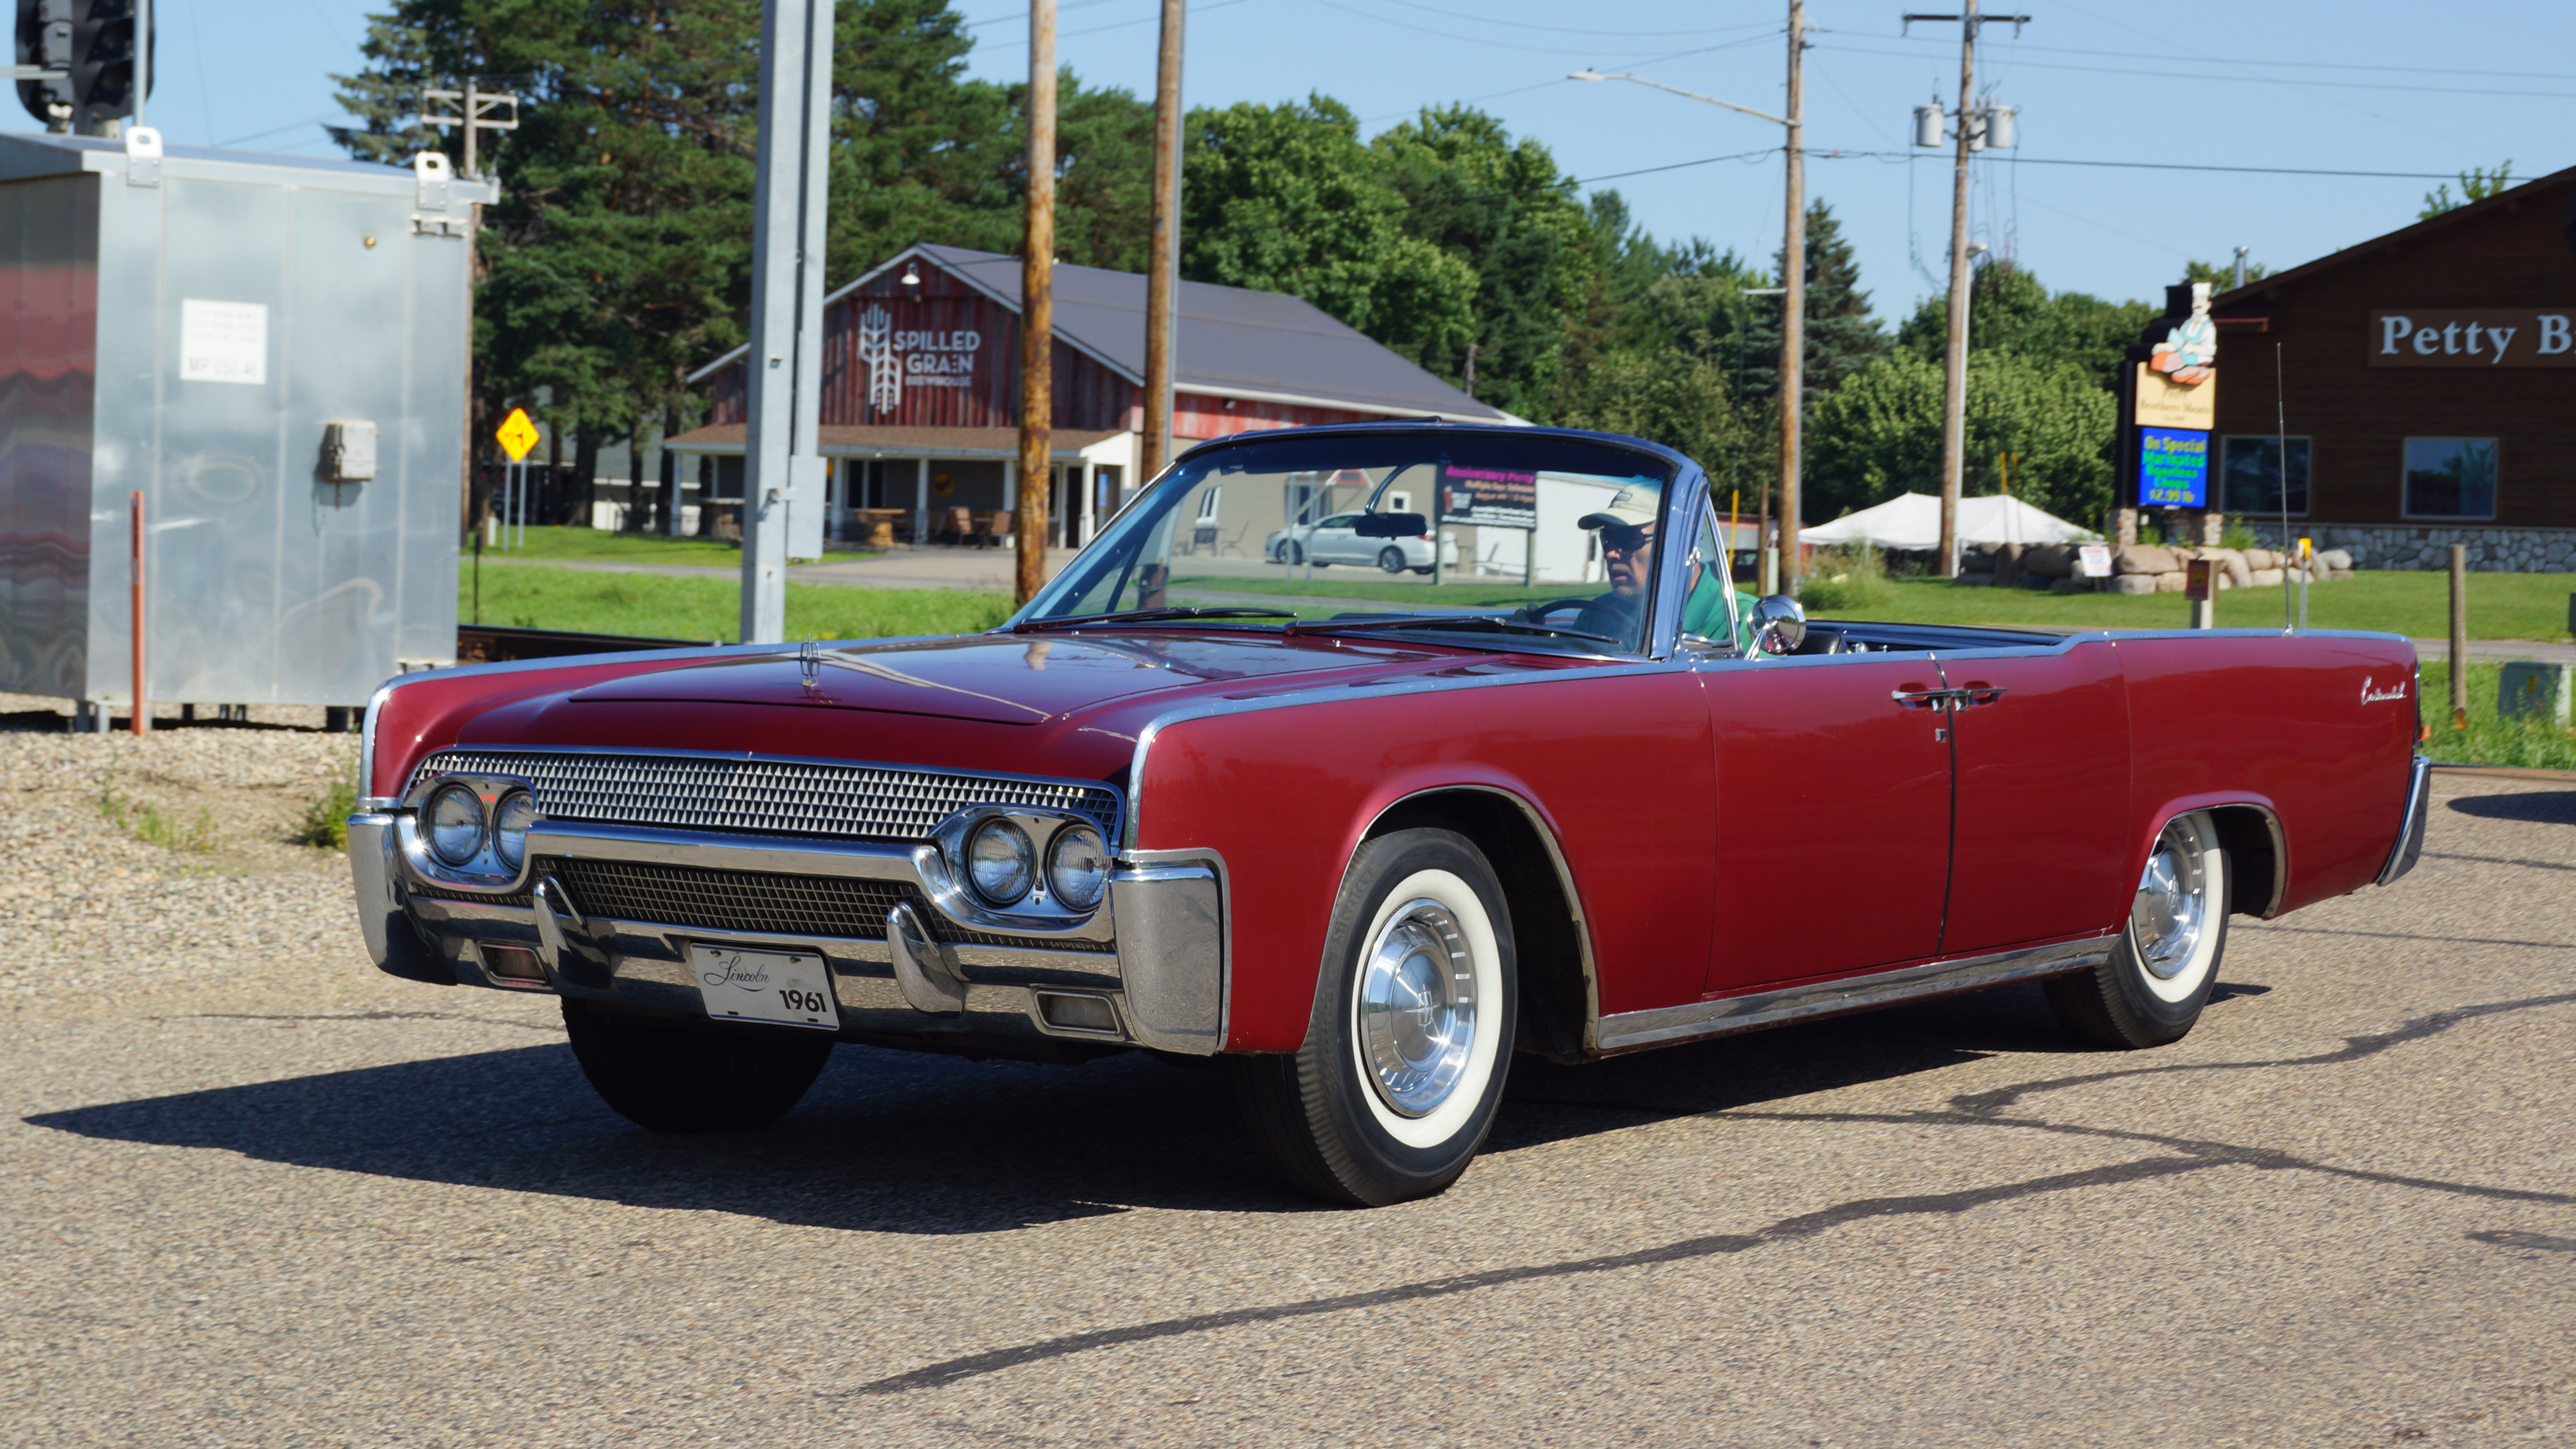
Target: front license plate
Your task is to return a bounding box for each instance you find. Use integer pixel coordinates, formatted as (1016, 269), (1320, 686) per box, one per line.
(689, 944), (840, 1031)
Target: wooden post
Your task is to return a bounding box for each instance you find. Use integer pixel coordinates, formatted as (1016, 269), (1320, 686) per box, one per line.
(128, 491), (146, 736)
(1016, 0), (1057, 605)
(1142, 0), (1185, 482)
(2449, 543), (2469, 730)
(1933, 0), (1977, 579)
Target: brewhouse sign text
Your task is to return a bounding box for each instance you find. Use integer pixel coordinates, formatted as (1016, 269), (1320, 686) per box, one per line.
(2369, 309), (2576, 367)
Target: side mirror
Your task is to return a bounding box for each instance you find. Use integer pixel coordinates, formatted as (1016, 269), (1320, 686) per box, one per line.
(1747, 594), (1806, 657)
(1352, 512), (1429, 538)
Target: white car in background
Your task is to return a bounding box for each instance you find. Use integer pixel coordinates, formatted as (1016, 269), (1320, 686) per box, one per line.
(1266, 513), (1459, 573)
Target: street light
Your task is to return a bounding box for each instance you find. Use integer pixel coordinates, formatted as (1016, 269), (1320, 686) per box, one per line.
(1571, 12), (1809, 596)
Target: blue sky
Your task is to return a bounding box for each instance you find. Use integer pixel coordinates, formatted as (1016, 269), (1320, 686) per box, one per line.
(103, 0), (2567, 321)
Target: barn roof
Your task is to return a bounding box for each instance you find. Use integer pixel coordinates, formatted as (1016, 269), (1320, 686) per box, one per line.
(690, 243), (1516, 424)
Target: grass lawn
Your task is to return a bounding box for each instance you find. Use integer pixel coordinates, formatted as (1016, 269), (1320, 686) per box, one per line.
(1811, 570), (2576, 641)
(2417, 659), (2576, 770)
(462, 563), (1011, 643)
(473, 524), (810, 567)
(1169, 573), (1592, 611)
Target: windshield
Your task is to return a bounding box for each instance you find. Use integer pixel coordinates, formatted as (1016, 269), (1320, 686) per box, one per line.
(1014, 431), (1691, 655)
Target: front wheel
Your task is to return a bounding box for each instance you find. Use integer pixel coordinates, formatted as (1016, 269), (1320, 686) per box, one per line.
(2045, 811), (2230, 1049)
(1276, 540), (1302, 565)
(562, 999), (834, 1133)
(1377, 546), (1407, 573)
(1232, 828), (1517, 1206)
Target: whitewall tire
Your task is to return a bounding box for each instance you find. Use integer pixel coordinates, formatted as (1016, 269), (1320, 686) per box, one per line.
(2045, 811), (2230, 1049)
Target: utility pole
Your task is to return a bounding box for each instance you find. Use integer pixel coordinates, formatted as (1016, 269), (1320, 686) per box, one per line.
(1905, 4), (2026, 577)
(421, 84), (519, 546)
(1017, 0), (1057, 605)
(1778, 0), (1806, 596)
(740, 0), (834, 643)
(1140, 0), (1184, 486)
(2233, 243), (2250, 291)
(1570, 3), (1807, 591)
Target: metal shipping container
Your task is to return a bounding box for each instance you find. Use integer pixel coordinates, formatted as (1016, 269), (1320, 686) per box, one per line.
(0, 129), (489, 717)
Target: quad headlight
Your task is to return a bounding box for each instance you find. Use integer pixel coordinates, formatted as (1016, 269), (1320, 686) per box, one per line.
(492, 791), (537, 870)
(425, 783), (486, 866)
(967, 818), (1036, 905)
(1045, 825), (1111, 910)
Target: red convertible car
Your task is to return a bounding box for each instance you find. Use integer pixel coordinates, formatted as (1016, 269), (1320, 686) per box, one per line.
(350, 423), (2430, 1206)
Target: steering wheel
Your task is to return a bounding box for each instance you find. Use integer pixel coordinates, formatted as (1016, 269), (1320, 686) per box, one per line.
(1514, 596), (1604, 626)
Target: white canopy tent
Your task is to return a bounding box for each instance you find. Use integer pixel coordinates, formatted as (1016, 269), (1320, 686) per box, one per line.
(1800, 492), (2099, 552)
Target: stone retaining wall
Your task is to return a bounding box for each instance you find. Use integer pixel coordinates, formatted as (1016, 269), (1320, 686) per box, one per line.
(2241, 521), (2576, 573)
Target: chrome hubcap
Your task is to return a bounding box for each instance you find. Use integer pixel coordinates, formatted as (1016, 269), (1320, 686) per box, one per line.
(2131, 819), (2208, 978)
(1357, 899), (1476, 1118)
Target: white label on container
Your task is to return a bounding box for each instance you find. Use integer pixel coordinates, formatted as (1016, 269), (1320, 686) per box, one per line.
(179, 299), (267, 385)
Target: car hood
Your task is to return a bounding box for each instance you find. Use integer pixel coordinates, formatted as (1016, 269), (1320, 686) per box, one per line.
(560, 630), (1451, 725)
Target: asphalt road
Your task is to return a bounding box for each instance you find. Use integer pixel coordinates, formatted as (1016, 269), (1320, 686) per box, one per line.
(6, 773), (2573, 1447)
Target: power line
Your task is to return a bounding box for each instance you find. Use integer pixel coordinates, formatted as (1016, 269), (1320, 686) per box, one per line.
(1851, 27), (2576, 82)
(1819, 152), (2471, 180)
(1367, 0), (1777, 39)
(1814, 41), (2576, 99)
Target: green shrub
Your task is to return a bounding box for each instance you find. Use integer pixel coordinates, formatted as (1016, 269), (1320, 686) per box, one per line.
(98, 760), (218, 852)
(1797, 544), (1892, 612)
(294, 775), (359, 850)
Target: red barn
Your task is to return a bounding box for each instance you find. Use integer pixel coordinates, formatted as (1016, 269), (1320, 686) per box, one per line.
(666, 244), (1512, 547)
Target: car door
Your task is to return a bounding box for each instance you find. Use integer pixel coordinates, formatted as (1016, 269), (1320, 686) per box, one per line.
(1701, 650), (1956, 993)
(1312, 514), (1359, 562)
(1934, 639), (2133, 957)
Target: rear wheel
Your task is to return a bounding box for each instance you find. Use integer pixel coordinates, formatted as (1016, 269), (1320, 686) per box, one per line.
(1377, 546), (1407, 573)
(2046, 811), (2229, 1049)
(562, 999), (834, 1133)
(1276, 540), (1302, 564)
(1233, 828), (1516, 1206)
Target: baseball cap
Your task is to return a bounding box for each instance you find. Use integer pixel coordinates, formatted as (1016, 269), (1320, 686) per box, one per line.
(1577, 488), (1658, 532)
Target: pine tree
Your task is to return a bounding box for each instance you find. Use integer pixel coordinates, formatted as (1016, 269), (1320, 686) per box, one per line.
(1735, 200), (1887, 402)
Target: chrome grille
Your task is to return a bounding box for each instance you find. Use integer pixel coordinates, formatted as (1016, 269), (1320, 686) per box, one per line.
(547, 858), (1111, 953)
(408, 749), (1119, 844)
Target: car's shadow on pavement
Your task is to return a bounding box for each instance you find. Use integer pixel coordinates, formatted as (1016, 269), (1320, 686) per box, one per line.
(27, 982), (2105, 1230)
(2446, 791), (2576, 825)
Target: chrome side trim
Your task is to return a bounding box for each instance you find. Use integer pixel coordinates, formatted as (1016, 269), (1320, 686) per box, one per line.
(1595, 935), (2116, 1054)
(1110, 849), (1230, 1054)
(2376, 754), (2434, 887)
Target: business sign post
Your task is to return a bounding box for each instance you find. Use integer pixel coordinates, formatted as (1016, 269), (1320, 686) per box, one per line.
(1436, 464), (1538, 585)
(2123, 283), (2219, 534)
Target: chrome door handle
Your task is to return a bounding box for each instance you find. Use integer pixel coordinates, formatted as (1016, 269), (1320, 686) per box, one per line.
(1891, 688), (1964, 709)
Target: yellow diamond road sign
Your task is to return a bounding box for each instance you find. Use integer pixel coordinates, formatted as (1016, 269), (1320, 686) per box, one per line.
(495, 407), (541, 462)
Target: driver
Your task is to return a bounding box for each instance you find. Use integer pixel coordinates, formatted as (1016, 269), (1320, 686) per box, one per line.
(1571, 491), (1741, 647)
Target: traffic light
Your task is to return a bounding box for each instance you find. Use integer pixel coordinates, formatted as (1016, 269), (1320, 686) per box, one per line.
(14, 0), (152, 133)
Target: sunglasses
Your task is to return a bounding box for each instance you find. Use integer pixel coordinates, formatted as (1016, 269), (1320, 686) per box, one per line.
(1601, 524), (1655, 554)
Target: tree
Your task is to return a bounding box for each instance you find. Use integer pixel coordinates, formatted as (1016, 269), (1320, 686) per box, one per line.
(1896, 265), (2154, 390)
(1805, 349), (2115, 527)
(2420, 161), (2514, 219)
(1734, 200), (1887, 402)
(1181, 95), (1479, 373)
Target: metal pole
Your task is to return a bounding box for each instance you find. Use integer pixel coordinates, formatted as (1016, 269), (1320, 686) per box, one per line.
(1017, 0), (1058, 606)
(741, 0), (833, 644)
(1935, 0), (1977, 579)
(128, 491), (146, 736)
(1777, 0), (1806, 597)
(463, 79), (477, 180)
(1142, 0), (1185, 482)
(2449, 543), (2468, 730)
(132, 0), (147, 130)
(915, 456), (929, 543)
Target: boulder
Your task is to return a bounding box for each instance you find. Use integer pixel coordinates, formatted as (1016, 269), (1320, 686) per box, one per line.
(2242, 549), (2275, 571)
(2115, 544), (2180, 576)
(2021, 544), (2078, 579)
(2154, 570), (2188, 593)
(2249, 567), (2286, 587)
(1949, 570), (1991, 587)
(2050, 577), (2094, 594)
(2110, 574), (2159, 595)
(2196, 548), (2253, 588)
(1990, 542), (2023, 588)
(2320, 548), (2354, 570)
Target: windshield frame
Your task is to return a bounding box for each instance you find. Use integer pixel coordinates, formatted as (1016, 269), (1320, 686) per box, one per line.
(1006, 422), (1713, 659)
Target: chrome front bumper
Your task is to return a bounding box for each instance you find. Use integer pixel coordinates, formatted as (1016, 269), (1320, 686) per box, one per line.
(347, 814), (1227, 1054)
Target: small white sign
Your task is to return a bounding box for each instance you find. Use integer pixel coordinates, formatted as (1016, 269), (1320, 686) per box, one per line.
(179, 299), (267, 385)
(2079, 544), (2113, 578)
